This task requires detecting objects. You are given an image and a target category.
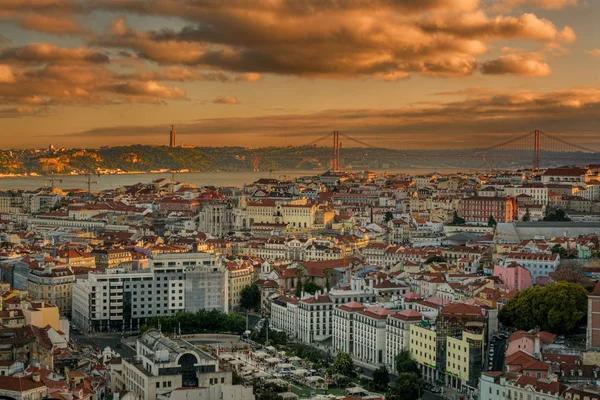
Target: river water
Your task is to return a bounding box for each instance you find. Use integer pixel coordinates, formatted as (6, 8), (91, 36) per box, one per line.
(0, 167), (475, 191)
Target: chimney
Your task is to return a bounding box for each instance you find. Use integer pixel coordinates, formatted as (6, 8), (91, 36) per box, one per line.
(32, 372), (41, 382)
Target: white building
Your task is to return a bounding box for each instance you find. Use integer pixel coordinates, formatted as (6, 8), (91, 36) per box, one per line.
(121, 330), (232, 400)
(297, 293), (334, 343)
(385, 309), (423, 371)
(270, 295), (299, 338)
(502, 252), (560, 283)
(332, 301), (366, 355)
(479, 372), (507, 400)
(352, 306), (395, 365)
(72, 252), (227, 333)
(505, 184), (549, 205)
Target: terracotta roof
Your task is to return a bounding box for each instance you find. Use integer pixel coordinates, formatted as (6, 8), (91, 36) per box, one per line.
(391, 309), (423, 321)
(0, 375), (46, 392)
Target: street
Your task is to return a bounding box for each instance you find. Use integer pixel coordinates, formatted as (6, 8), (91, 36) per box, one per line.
(70, 331), (136, 359)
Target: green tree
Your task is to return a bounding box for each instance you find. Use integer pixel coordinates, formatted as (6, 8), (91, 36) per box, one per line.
(425, 256), (446, 264)
(386, 373), (422, 400)
(394, 350), (421, 376)
(372, 366), (390, 391)
(324, 268), (332, 292)
(452, 211), (465, 225)
(295, 268), (305, 298)
(498, 281), (588, 335)
(488, 215), (497, 227)
(239, 283), (261, 311)
(332, 352), (356, 377)
(551, 244), (569, 259)
(303, 280), (323, 295)
(384, 211), (395, 223)
(544, 208), (571, 222)
(522, 209), (531, 222)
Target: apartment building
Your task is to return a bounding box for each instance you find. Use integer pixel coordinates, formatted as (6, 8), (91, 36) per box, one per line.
(297, 293), (333, 343)
(385, 309), (423, 371)
(270, 296), (299, 338)
(72, 252), (226, 333)
(27, 262), (75, 317)
(410, 321), (438, 383)
(332, 301), (366, 355)
(352, 306), (395, 365)
(445, 323), (485, 393)
(502, 252), (560, 283)
(461, 197), (515, 224)
(226, 261), (254, 311)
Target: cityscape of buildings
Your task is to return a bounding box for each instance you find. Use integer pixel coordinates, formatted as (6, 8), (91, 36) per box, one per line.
(2, 164), (600, 399)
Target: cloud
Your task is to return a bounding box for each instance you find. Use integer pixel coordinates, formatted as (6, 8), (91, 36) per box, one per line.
(90, 3), (574, 79)
(0, 65), (16, 83)
(0, 43), (109, 65)
(17, 14), (86, 35)
(236, 73), (262, 82)
(0, 105), (36, 118)
(213, 96), (239, 105)
(68, 87), (600, 149)
(492, 0), (579, 10)
(543, 42), (571, 57)
(481, 53), (551, 77)
(587, 49), (600, 57)
(107, 81), (187, 101)
(127, 66), (230, 82)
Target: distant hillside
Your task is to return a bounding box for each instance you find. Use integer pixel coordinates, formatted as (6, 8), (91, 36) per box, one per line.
(0, 145), (593, 175)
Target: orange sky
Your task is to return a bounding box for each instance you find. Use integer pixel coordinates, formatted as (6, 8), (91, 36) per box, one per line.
(0, 0), (599, 149)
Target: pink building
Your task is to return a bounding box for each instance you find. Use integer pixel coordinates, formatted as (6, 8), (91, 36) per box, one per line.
(506, 330), (557, 359)
(493, 262), (532, 291)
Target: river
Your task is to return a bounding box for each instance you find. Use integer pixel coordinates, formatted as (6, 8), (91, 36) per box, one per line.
(0, 167), (476, 191)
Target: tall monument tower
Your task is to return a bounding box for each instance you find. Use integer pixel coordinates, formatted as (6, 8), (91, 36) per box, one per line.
(169, 125), (176, 147)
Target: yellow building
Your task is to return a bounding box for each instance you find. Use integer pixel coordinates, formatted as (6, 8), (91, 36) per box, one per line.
(409, 322), (438, 383)
(27, 263), (75, 317)
(22, 302), (60, 331)
(445, 324), (485, 393)
(226, 261), (254, 311)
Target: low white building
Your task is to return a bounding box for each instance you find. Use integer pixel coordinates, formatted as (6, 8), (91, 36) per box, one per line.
(121, 330), (232, 400)
(352, 306), (395, 365)
(332, 301), (366, 355)
(270, 295), (299, 338)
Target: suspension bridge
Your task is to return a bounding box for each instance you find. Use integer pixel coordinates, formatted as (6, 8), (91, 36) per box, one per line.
(252, 130), (600, 172)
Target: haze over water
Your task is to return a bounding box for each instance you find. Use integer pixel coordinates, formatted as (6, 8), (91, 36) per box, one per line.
(0, 168), (474, 191)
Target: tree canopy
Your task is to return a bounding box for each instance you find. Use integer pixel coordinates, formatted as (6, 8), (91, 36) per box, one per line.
(372, 366), (390, 391)
(452, 211), (465, 225)
(488, 215), (497, 227)
(386, 373), (422, 400)
(142, 309), (246, 335)
(425, 256), (446, 264)
(303, 281), (323, 295)
(394, 350), (422, 377)
(332, 352), (356, 377)
(384, 211), (395, 223)
(498, 281), (588, 335)
(544, 208), (571, 222)
(240, 283), (261, 311)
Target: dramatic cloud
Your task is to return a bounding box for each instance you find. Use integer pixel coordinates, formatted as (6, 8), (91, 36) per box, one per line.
(0, 43), (109, 65)
(481, 53), (552, 77)
(89, 2), (574, 79)
(236, 73), (262, 82)
(69, 87), (600, 149)
(213, 96), (239, 105)
(16, 14), (86, 35)
(543, 43), (571, 57)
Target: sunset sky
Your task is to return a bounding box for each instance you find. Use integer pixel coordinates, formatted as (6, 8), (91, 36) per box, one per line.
(0, 0), (599, 149)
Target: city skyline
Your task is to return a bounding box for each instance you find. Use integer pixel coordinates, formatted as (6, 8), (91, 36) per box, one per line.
(0, 0), (599, 149)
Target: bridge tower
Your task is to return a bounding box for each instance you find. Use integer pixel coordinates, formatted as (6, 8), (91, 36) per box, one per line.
(533, 130), (541, 170)
(253, 156), (259, 172)
(332, 131), (341, 172)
